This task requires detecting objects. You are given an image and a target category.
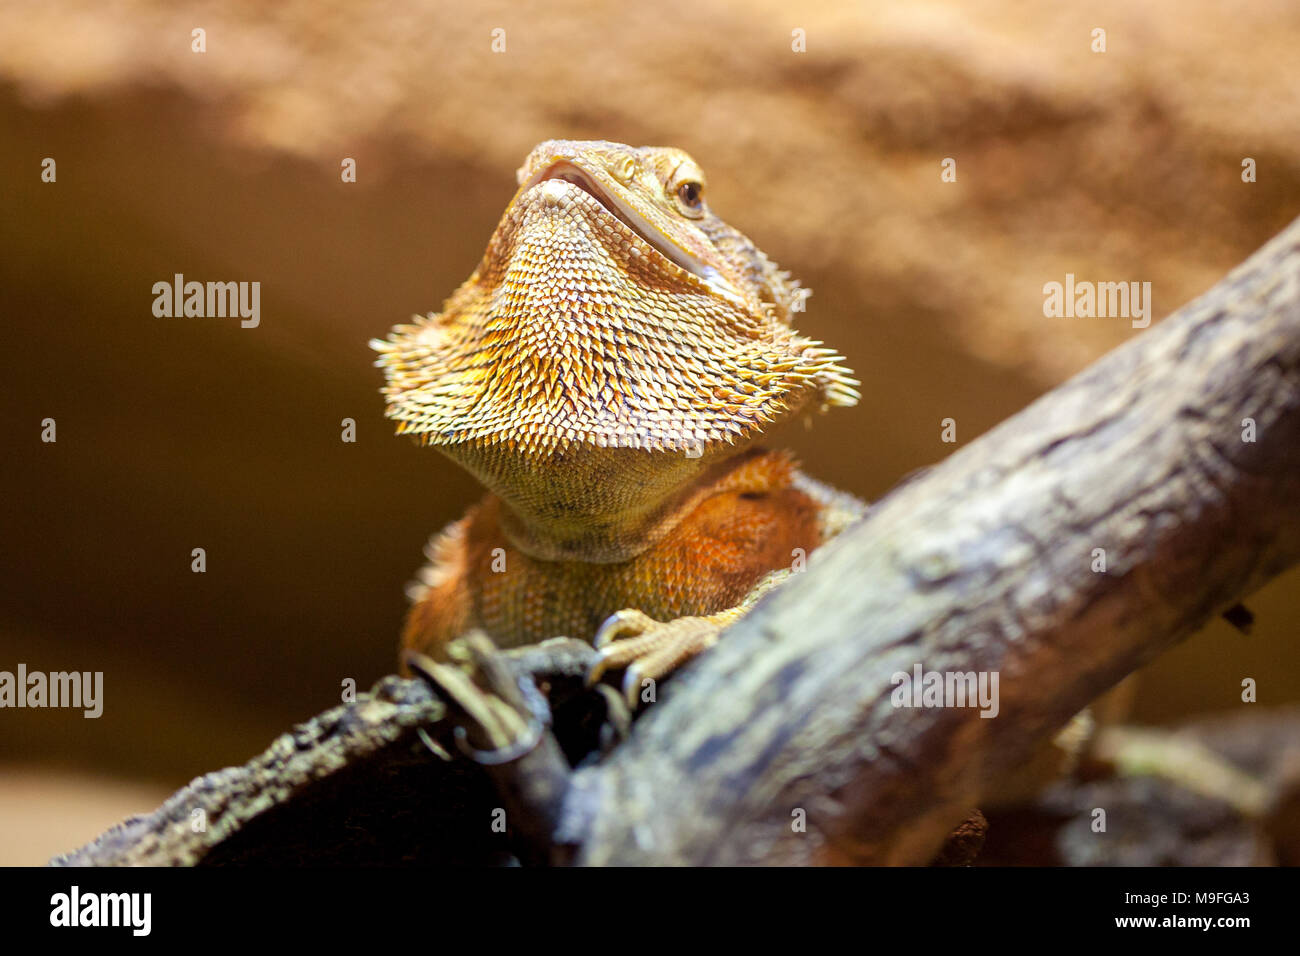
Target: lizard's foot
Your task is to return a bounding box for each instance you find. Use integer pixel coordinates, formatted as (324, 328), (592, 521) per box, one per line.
(586, 609), (722, 708)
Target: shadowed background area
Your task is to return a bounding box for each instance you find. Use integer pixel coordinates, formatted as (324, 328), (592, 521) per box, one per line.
(1, 0), (1298, 864)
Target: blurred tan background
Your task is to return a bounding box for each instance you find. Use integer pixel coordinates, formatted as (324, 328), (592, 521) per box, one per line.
(2, 0), (1299, 864)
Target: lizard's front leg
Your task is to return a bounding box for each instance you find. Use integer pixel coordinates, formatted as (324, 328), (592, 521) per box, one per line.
(584, 470), (868, 707)
(587, 570), (790, 707)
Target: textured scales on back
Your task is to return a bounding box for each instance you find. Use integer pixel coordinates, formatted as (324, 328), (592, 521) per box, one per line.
(373, 140), (863, 702)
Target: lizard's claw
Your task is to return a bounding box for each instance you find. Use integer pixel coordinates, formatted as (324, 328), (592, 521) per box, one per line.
(591, 608), (655, 650)
(586, 609), (722, 708)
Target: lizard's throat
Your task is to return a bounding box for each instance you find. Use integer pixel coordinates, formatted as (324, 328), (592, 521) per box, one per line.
(440, 439), (754, 563)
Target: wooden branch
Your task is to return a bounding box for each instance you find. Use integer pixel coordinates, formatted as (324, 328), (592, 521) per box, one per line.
(56, 217), (1300, 867)
(52, 677), (450, 866)
(563, 216), (1300, 865)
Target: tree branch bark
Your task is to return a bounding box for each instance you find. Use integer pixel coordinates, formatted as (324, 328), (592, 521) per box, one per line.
(564, 216), (1300, 865)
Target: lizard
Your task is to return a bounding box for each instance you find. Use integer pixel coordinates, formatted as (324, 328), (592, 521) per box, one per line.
(372, 139), (863, 707)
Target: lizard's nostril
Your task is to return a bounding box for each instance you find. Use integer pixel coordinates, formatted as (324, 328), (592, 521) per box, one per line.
(611, 156), (637, 184)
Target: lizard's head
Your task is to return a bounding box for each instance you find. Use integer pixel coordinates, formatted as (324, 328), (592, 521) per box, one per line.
(510, 140), (802, 320)
(373, 141), (857, 556)
(374, 139), (857, 459)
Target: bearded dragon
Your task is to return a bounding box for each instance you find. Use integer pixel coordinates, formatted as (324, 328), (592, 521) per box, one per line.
(373, 140), (862, 705)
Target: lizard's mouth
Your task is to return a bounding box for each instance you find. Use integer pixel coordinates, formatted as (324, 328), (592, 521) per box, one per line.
(525, 163), (745, 305)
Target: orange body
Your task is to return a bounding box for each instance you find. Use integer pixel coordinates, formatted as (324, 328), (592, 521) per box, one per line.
(403, 449), (821, 655)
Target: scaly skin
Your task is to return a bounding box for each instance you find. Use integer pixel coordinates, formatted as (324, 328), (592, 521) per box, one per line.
(373, 140), (862, 703)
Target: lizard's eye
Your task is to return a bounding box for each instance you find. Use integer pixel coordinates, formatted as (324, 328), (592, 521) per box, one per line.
(675, 180), (704, 212)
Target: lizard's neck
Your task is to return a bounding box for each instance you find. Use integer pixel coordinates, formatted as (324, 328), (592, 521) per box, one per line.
(442, 441), (760, 562)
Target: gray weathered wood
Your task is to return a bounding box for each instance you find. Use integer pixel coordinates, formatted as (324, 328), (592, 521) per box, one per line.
(565, 217), (1300, 865)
